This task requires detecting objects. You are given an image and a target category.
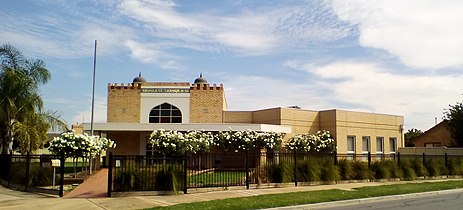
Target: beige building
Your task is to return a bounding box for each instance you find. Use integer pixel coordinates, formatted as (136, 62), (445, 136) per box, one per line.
(82, 74), (404, 156)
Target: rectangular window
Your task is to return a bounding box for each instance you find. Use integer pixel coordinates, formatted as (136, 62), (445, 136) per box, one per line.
(389, 137), (397, 153)
(347, 135), (355, 160)
(376, 136), (384, 159)
(347, 136), (356, 153)
(362, 136), (370, 160)
(362, 136), (370, 153)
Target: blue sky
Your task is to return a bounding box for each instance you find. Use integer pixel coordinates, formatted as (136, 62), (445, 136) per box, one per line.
(1, 0), (462, 131)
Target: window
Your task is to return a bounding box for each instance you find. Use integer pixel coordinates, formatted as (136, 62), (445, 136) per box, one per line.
(376, 137), (384, 154)
(389, 137), (397, 153)
(362, 136), (370, 160)
(347, 136), (356, 153)
(347, 136), (356, 160)
(425, 143), (441, 148)
(149, 103), (182, 123)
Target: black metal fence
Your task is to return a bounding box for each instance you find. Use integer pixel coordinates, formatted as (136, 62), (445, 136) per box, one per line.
(0, 153), (65, 197)
(3, 151), (462, 197)
(107, 151), (463, 196)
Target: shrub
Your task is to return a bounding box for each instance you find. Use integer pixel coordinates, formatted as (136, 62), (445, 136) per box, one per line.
(320, 159), (340, 182)
(399, 159), (417, 180)
(371, 160), (402, 179)
(266, 161), (292, 183)
(351, 161), (371, 180)
(114, 168), (144, 191)
(296, 158), (321, 182)
(371, 161), (391, 179)
(411, 158), (428, 177)
(338, 159), (355, 180)
(29, 164), (53, 186)
(425, 158), (447, 177)
(448, 158), (463, 175)
(154, 164), (183, 192)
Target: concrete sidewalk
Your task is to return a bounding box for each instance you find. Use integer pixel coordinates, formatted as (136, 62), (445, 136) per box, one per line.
(0, 179), (461, 210)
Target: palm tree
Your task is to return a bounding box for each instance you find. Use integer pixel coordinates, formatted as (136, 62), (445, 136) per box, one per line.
(0, 44), (67, 154)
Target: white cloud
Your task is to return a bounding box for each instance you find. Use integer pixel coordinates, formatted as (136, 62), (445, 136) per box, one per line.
(71, 95), (107, 124)
(117, 0), (355, 55)
(124, 40), (183, 69)
(221, 75), (330, 112)
(294, 60), (463, 130)
(330, 0), (463, 69)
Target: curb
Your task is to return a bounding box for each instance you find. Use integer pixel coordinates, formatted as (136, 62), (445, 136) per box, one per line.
(264, 188), (463, 210)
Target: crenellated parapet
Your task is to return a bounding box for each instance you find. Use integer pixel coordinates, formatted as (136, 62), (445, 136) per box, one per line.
(108, 83), (142, 90)
(190, 83), (224, 91)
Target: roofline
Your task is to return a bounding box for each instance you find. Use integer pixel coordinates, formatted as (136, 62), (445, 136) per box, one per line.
(82, 123), (292, 133)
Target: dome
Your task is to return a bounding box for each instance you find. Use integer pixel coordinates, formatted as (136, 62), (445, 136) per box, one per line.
(133, 72), (147, 83)
(193, 73), (208, 85)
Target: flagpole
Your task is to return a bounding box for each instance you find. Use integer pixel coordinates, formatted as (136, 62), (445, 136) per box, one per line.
(91, 40), (97, 136)
(90, 40), (97, 175)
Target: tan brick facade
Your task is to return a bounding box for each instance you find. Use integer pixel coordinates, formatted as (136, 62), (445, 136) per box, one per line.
(189, 84), (226, 123)
(107, 83), (141, 123)
(98, 76), (404, 156)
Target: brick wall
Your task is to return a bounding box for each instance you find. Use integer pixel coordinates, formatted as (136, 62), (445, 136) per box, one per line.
(107, 83), (141, 123)
(189, 84), (226, 123)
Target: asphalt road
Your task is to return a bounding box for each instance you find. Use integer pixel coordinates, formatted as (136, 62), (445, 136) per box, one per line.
(270, 189), (463, 210)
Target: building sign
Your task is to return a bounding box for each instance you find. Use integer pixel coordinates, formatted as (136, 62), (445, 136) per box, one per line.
(141, 88), (190, 93)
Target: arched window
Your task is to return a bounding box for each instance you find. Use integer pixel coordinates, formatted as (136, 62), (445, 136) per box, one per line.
(149, 103), (182, 123)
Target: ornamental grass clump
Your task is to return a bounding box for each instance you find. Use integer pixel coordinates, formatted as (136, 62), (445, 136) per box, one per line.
(411, 158), (428, 177)
(425, 158), (448, 177)
(320, 158), (340, 182)
(297, 158), (321, 182)
(398, 159), (417, 180)
(338, 159), (355, 180)
(266, 161), (292, 183)
(448, 158), (463, 175)
(351, 160), (371, 180)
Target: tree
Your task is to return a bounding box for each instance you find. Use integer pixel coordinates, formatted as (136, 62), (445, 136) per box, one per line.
(404, 128), (423, 147)
(444, 101), (463, 146)
(0, 44), (66, 154)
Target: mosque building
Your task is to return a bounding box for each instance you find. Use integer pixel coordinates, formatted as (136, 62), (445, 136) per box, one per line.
(80, 74), (404, 156)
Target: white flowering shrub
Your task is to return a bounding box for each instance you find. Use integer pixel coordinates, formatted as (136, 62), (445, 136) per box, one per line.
(285, 130), (335, 153)
(150, 129), (214, 154)
(214, 129), (256, 151)
(150, 129), (282, 153)
(258, 131), (283, 150)
(48, 131), (116, 157)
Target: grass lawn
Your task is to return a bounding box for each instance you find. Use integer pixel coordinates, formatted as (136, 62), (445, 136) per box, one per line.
(145, 180), (463, 210)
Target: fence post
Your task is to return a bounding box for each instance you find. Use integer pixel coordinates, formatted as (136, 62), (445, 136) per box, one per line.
(422, 153), (426, 165)
(7, 153), (12, 187)
(59, 152), (65, 197)
(397, 152), (401, 166)
(245, 150), (249, 190)
(367, 152), (371, 168)
(333, 151), (338, 165)
(107, 152), (113, 197)
(444, 153), (448, 167)
(294, 150), (298, 187)
(183, 154), (188, 194)
(24, 152), (31, 191)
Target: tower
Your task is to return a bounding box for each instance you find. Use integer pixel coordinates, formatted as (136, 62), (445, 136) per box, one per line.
(189, 74), (227, 123)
